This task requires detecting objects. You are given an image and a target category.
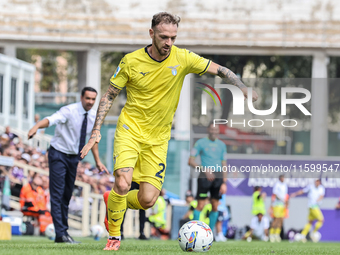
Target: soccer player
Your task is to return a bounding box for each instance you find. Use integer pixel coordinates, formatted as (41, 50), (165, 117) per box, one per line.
(80, 12), (258, 251)
(188, 122), (227, 235)
(269, 175), (288, 242)
(290, 179), (325, 243)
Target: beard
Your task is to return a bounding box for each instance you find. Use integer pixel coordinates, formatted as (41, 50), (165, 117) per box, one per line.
(154, 37), (171, 56)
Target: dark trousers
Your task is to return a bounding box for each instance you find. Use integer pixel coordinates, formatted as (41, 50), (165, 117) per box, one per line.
(121, 182), (146, 235)
(48, 146), (79, 238)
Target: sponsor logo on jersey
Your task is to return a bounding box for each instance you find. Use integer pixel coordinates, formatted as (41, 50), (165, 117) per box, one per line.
(139, 71), (150, 76)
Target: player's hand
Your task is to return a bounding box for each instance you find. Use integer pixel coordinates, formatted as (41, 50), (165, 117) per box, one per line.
(251, 90), (259, 102)
(80, 130), (102, 158)
(27, 127), (38, 139)
(219, 182), (227, 194)
(241, 87), (258, 102)
(96, 161), (109, 174)
(205, 171), (215, 182)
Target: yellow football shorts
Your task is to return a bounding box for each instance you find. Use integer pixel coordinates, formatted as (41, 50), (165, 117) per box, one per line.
(113, 126), (168, 191)
(308, 208), (324, 221)
(273, 205), (285, 218)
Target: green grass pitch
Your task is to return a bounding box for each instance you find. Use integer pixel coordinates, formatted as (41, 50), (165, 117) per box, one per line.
(1, 236), (340, 255)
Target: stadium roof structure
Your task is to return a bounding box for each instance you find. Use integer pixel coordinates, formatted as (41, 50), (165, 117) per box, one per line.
(1, 0), (340, 54)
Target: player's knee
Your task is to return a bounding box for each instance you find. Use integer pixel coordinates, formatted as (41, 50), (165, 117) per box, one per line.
(139, 195), (158, 209)
(114, 178), (131, 194)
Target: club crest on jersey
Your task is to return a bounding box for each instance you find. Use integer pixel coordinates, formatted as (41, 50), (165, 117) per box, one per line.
(167, 65), (180, 76)
(113, 66), (121, 78)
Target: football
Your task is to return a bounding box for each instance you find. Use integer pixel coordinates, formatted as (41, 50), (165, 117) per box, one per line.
(178, 221), (213, 252)
(311, 231), (321, 243)
(90, 224), (104, 240)
(294, 233), (302, 242)
(45, 224), (55, 240)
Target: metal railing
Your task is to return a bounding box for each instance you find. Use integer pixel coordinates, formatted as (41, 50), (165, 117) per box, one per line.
(0, 125), (52, 151)
(14, 161), (94, 236)
(10, 161), (154, 237)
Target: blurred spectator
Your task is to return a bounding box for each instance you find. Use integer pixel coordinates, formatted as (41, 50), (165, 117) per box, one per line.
(242, 213), (269, 242)
(181, 192), (211, 226)
(1, 132), (111, 201)
(20, 173), (53, 235)
(0, 133), (10, 151)
(98, 175), (114, 194)
(335, 198), (340, 210)
(4, 126), (18, 142)
(181, 190), (197, 222)
(8, 153), (32, 197)
(252, 186), (266, 216)
(21, 153), (31, 164)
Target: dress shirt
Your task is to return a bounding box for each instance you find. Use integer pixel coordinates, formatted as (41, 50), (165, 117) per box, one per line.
(46, 102), (96, 155)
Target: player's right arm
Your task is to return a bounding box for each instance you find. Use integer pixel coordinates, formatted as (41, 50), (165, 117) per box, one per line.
(81, 56), (129, 158)
(80, 86), (121, 158)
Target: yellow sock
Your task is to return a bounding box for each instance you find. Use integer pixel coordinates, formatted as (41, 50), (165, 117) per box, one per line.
(107, 189), (127, 237)
(313, 221), (323, 232)
(270, 228), (275, 235)
(244, 230), (252, 238)
(301, 223), (312, 236)
(275, 228), (281, 235)
(126, 190), (145, 210)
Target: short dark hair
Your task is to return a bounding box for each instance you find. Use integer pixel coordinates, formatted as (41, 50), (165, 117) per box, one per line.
(81, 87), (97, 97)
(151, 12), (181, 29)
(254, 186), (261, 191)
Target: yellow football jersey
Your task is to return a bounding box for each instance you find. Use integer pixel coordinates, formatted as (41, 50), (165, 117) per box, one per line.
(110, 45), (211, 144)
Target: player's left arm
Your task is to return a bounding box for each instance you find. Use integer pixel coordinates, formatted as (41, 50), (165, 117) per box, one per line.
(207, 62), (258, 102)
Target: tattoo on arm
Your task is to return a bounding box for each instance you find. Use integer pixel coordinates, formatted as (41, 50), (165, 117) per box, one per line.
(217, 66), (246, 89)
(118, 168), (132, 173)
(93, 86), (120, 131)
